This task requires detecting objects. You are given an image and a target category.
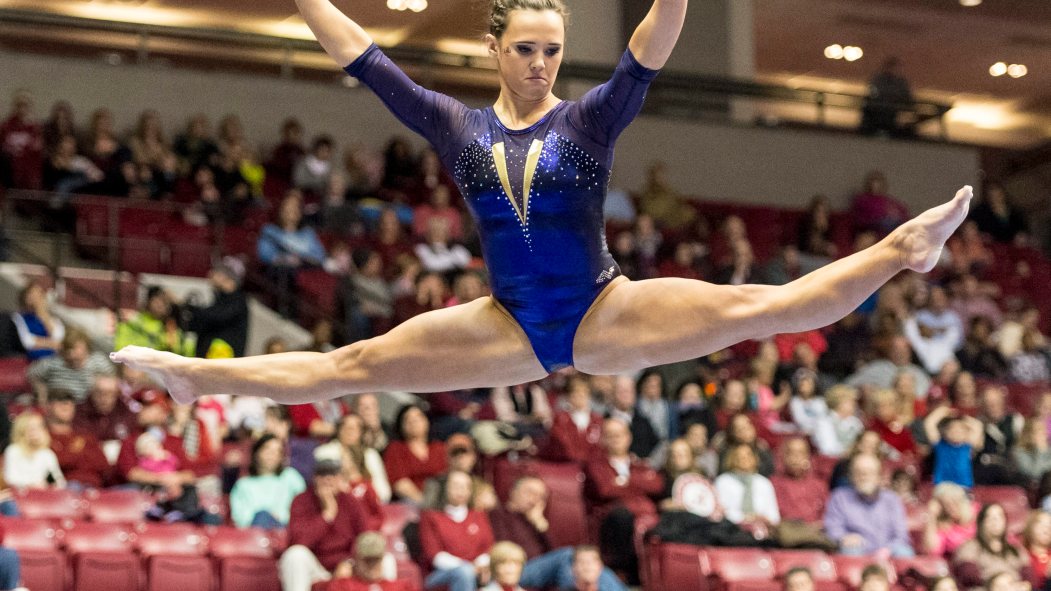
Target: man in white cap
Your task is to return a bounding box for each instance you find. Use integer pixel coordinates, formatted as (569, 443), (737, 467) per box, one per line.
(328, 532), (412, 591)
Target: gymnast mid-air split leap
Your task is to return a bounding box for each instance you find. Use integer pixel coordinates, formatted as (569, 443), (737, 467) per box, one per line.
(112, 0), (972, 404)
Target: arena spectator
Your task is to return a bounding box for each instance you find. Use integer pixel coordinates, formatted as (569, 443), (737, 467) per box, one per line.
(860, 57), (915, 138)
(820, 312), (874, 380)
(230, 434), (306, 529)
(866, 388), (918, 457)
(675, 380), (717, 443)
(714, 237), (758, 285)
(605, 376), (659, 461)
(165, 402), (221, 496)
(381, 136), (417, 193)
(258, 192), (327, 316)
(715, 413), (775, 477)
(947, 221), (995, 275)
(413, 184), (463, 240)
(316, 414), (391, 503)
(565, 546), (623, 591)
(419, 470), (494, 591)
(342, 248), (394, 340)
(0, 522), (20, 591)
(480, 542), (527, 591)
(797, 194), (836, 259)
(983, 571), (1030, 591)
(850, 170), (910, 235)
(46, 389), (110, 490)
(180, 256), (249, 358)
(279, 458), (370, 591)
(352, 393), (392, 452)
(635, 370), (677, 454)
(43, 133), (103, 200)
(637, 161), (695, 232)
(73, 374), (138, 444)
(770, 438), (829, 536)
(490, 476), (552, 561)
(541, 377), (602, 463)
(81, 107), (132, 194)
(970, 181), (1029, 245)
(42, 99), (78, 154)
(288, 395), (347, 440)
(952, 503), (1031, 589)
(974, 385), (1024, 486)
(384, 404), (446, 503)
(115, 286), (194, 355)
(783, 567), (815, 591)
(12, 281), (64, 361)
(858, 564), (893, 591)
(173, 113), (218, 174)
(958, 316), (1009, 379)
(998, 304), (1044, 360)
(0, 89), (43, 190)
(3, 411), (65, 489)
(847, 334), (931, 396)
(951, 274), (1003, 329)
(27, 328), (114, 404)
(928, 577), (959, 591)
(265, 405), (294, 442)
(415, 217), (471, 275)
(715, 443), (780, 534)
(682, 422), (719, 478)
(1013, 418), (1051, 487)
(1021, 510), (1051, 590)
(1009, 328), (1051, 384)
(787, 368), (828, 435)
(813, 384), (864, 457)
(657, 241), (704, 280)
(924, 404), (984, 488)
(659, 438), (703, 506)
(906, 285), (965, 374)
(490, 382), (552, 439)
(584, 418), (663, 582)
(824, 453), (913, 557)
(370, 208), (414, 277)
(923, 482), (978, 558)
(128, 109), (177, 184)
(328, 531), (413, 591)
(421, 433), (480, 510)
(292, 135), (335, 194)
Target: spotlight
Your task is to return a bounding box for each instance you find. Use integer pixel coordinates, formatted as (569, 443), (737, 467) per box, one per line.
(959, 0), (982, 6)
(824, 44), (844, 60)
(843, 46), (864, 62)
(1007, 64), (1027, 78)
(989, 62), (1007, 77)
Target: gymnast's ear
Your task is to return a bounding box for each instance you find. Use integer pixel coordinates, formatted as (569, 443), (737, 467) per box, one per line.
(485, 33), (500, 58)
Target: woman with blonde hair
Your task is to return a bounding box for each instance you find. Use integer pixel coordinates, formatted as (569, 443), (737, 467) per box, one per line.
(923, 482), (978, 558)
(1012, 417), (1051, 487)
(3, 411), (65, 489)
(482, 542), (528, 591)
(1021, 509), (1051, 590)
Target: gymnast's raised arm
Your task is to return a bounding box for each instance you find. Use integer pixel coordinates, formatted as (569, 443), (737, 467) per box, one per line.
(628, 0), (688, 70)
(295, 0), (373, 68)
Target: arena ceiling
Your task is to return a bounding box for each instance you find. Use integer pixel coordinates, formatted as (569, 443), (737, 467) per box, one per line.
(1, 0), (1049, 145)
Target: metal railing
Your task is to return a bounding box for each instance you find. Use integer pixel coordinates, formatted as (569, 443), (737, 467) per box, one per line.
(0, 7), (952, 136)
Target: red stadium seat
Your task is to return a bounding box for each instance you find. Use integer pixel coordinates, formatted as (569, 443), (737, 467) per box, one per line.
(0, 517), (67, 591)
(63, 522), (140, 591)
(14, 487), (87, 522)
(654, 543), (706, 591)
(207, 526), (281, 591)
(86, 489), (154, 524)
(703, 547), (776, 591)
(530, 461), (588, 547)
(972, 485), (1031, 526)
(137, 525), (213, 591)
(0, 356), (30, 394)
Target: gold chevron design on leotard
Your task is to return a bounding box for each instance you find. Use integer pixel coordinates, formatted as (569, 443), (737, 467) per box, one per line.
(491, 139), (544, 226)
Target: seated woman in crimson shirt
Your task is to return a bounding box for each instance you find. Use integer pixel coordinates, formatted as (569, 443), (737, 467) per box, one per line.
(420, 470), (494, 591)
(383, 404), (446, 503)
(541, 375), (603, 464)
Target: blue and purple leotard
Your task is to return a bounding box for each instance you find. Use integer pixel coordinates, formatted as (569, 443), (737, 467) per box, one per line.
(345, 45), (659, 372)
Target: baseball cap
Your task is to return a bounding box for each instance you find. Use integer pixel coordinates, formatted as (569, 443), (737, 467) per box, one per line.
(212, 256), (245, 286)
(354, 532), (387, 560)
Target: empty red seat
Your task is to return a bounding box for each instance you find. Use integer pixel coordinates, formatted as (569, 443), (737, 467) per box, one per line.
(15, 487), (87, 522)
(87, 489), (154, 524)
(207, 526), (281, 591)
(137, 525), (213, 591)
(0, 356), (30, 394)
(654, 543), (706, 591)
(529, 461), (588, 547)
(972, 485), (1031, 525)
(64, 522), (140, 591)
(0, 518), (66, 591)
(704, 547), (776, 591)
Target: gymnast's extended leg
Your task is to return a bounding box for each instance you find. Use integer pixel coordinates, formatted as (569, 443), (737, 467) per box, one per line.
(572, 186), (973, 374)
(111, 296), (547, 404)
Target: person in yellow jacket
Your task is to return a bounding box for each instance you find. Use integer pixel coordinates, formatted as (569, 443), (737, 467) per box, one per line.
(114, 286), (195, 356)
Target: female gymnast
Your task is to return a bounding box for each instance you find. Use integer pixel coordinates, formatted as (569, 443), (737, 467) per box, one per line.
(112, 0), (972, 405)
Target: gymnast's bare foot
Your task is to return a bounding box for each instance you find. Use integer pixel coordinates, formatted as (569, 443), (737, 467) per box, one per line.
(111, 346), (199, 405)
(893, 185), (972, 273)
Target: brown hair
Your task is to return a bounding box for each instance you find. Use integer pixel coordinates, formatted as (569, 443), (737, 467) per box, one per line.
(489, 0), (569, 38)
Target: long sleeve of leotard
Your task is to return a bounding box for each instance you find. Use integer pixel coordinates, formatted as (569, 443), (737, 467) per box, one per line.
(344, 44), (471, 158)
(567, 48), (660, 148)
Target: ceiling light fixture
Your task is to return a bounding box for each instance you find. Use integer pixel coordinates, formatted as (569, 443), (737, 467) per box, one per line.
(824, 44), (844, 59)
(959, 0), (982, 6)
(387, 0), (428, 11)
(843, 46), (864, 62)
(1007, 64), (1028, 78)
(989, 62), (1007, 77)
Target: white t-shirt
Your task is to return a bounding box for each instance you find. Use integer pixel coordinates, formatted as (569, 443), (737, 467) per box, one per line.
(3, 445), (66, 488)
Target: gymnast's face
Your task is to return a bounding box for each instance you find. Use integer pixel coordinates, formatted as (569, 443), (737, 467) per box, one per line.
(487, 9), (565, 103)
